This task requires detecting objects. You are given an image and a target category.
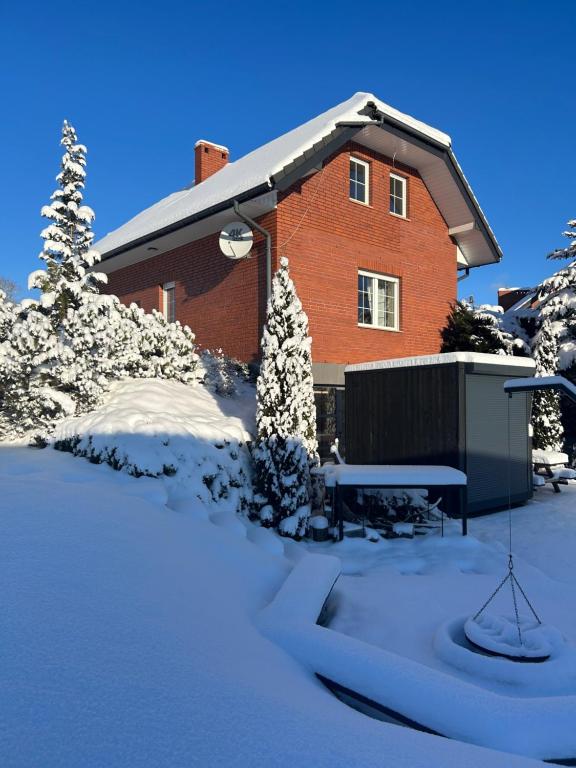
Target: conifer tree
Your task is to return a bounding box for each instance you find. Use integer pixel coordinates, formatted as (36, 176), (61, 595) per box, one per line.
(0, 289), (15, 343)
(28, 120), (106, 322)
(531, 318), (564, 451)
(253, 257), (318, 538)
(548, 218), (576, 261)
(440, 300), (511, 354)
(0, 309), (72, 439)
(0, 120), (203, 440)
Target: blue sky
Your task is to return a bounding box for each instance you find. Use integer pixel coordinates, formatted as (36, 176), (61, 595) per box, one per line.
(0, 0), (573, 305)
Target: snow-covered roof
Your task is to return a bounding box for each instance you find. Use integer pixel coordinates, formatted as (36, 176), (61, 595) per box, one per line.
(346, 352), (536, 374)
(95, 92), (501, 270)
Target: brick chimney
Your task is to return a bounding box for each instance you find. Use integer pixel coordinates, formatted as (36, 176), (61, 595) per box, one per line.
(195, 140), (229, 185)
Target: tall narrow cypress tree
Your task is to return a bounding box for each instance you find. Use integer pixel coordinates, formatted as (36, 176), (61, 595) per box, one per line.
(253, 257), (319, 538)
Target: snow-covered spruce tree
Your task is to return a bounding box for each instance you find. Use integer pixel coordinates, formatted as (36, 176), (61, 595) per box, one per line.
(0, 309), (73, 439)
(0, 289), (15, 343)
(440, 300), (512, 354)
(28, 121), (106, 321)
(548, 218), (576, 262)
(252, 257), (319, 538)
(0, 121), (201, 441)
(531, 318), (564, 451)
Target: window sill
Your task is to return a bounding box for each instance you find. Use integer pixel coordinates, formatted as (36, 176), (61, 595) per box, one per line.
(349, 197), (371, 207)
(358, 323), (401, 333)
(389, 211), (409, 220)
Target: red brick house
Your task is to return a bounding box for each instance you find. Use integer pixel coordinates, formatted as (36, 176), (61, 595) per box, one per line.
(96, 92), (501, 454)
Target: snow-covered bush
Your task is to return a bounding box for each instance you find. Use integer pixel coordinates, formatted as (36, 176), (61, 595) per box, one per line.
(0, 309), (74, 438)
(199, 349), (250, 396)
(117, 302), (198, 384)
(362, 488), (442, 526)
(52, 379), (253, 511)
(252, 257), (319, 538)
(531, 318), (564, 451)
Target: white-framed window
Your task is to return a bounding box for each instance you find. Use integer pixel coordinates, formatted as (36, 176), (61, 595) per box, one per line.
(349, 157), (369, 204)
(389, 172), (407, 217)
(357, 270), (399, 330)
(162, 281), (176, 323)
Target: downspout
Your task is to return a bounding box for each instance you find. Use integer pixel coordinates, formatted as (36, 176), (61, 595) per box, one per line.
(457, 268), (470, 283)
(233, 200), (272, 303)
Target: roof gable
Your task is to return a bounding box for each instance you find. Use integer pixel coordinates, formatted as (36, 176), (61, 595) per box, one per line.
(95, 92), (500, 271)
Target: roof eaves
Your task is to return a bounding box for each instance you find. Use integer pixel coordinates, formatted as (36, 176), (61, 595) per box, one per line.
(365, 106), (502, 267)
(100, 181), (272, 262)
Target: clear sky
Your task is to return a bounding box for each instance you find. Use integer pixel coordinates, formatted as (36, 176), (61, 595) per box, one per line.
(0, 0), (573, 305)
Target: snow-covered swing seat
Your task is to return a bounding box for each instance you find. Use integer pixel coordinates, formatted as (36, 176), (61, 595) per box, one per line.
(462, 375), (576, 663)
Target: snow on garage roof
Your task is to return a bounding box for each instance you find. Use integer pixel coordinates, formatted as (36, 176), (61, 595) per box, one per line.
(346, 352), (536, 374)
(95, 92), (500, 268)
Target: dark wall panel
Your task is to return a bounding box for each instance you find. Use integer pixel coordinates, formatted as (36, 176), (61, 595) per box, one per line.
(345, 364), (461, 468)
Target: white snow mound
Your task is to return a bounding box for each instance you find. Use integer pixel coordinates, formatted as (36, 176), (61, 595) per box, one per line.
(51, 378), (256, 509)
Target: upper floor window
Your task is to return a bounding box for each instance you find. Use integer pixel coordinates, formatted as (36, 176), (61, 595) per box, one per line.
(349, 157), (369, 204)
(390, 173), (407, 217)
(162, 281), (176, 323)
(358, 270), (399, 330)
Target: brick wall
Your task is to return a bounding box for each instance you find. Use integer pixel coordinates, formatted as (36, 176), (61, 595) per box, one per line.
(104, 212), (274, 363)
(276, 141), (457, 364)
(104, 141), (457, 366)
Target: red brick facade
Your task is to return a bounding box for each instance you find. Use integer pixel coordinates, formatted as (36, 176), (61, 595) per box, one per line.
(104, 142), (457, 366)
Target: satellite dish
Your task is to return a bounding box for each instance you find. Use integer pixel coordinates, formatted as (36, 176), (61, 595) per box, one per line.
(219, 221), (253, 260)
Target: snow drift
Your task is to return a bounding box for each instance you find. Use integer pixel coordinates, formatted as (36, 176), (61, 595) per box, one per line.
(52, 378), (255, 510)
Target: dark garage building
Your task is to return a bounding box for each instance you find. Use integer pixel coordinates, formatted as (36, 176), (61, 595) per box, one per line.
(345, 352), (537, 515)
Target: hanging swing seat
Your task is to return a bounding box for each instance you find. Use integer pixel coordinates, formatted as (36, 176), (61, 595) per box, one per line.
(464, 613), (559, 663)
(462, 381), (571, 664)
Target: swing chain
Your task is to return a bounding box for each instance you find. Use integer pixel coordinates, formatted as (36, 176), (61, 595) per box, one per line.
(470, 394), (543, 648)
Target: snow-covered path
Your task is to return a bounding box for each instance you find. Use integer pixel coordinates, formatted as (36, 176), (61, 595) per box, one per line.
(0, 444), (538, 767)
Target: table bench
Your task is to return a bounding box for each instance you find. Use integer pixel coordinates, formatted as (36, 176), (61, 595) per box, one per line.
(532, 450), (574, 493)
(315, 464), (468, 541)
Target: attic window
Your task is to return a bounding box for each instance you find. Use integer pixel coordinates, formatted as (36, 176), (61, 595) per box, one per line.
(349, 157), (369, 205)
(390, 173), (407, 218)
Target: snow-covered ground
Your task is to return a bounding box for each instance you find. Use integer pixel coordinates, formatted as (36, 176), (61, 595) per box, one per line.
(1, 377), (573, 766)
(0, 442), (539, 768)
(326, 488), (576, 695)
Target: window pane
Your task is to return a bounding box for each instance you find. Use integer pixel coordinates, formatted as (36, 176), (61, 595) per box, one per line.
(390, 176), (405, 215)
(164, 285), (176, 323)
(358, 274), (373, 324)
(350, 160), (367, 202)
(374, 278), (397, 328)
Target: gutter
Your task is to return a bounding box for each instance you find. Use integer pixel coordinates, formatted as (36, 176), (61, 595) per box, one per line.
(99, 182), (271, 262)
(99, 105), (502, 271)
